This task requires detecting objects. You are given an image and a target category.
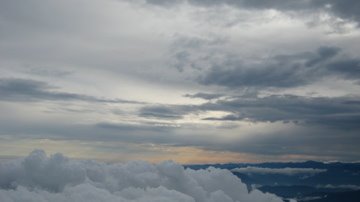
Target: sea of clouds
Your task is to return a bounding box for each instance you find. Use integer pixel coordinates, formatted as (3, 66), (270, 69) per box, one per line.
(0, 150), (284, 202)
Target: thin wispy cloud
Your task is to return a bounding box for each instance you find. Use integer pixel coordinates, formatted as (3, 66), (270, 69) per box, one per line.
(232, 166), (327, 176)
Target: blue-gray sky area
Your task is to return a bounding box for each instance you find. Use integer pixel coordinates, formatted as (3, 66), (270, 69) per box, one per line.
(0, 0), (360, 163)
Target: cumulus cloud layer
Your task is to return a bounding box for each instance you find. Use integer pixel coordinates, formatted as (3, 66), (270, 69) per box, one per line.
(232, 167), (326, 176)
(0, 150), (283, 202)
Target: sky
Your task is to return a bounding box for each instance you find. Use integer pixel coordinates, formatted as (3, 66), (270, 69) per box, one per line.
(0, 0), (360, 163)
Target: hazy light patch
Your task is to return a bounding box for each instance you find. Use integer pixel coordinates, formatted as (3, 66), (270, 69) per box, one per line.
(180, 110), (232, 124)
(0, 138), (273, 164)
(147, 146), (262, 164)
(0, 138), (172, 163)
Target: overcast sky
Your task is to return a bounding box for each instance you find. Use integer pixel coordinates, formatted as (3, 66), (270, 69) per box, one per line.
(0, 0), (360, 163)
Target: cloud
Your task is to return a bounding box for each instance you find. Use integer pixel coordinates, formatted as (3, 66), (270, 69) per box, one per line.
(304, 46), (340, 67)
(145, 0), (184, 7)
(0, 0), (359, 163)
(139, 105), (185, 119)
(327, 59), (360, 79)
(145, 0), (360, 24)
(232, 166), (327, 176)
(197, 46), (360, 89)
(25, 68), (73, 78)
(184, 93), (224, 100)
(203, 114), (242, 121)
(137, 104), (200, 120)
(0, 150), (283, 202)
(316, 184), (360, 190)
(0, 78), (143, 104)
(168, 36), (360, 90)
(201, 94), (360, 129)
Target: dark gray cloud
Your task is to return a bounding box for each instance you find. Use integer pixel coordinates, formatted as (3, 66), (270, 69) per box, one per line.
(327, 59), (360, 79)
(0, 119), (175, 144)
(198, 46), (360, 88)
(93, 122), (177, 144)
(202, 94), (360, 129)
(305, 46), (340, 67)
(137, 91), (360, 131)
(0, 78), (143, 104)
(199, 61), (307, 88)
(139, 105), (184, 119)
(203, 114), (241, 121)
(138, 104), (199, 120)
(323, 0), (360, 24)
(184, 92), (223, 100)
(95, 122), (172, 133)
(145, 0), (184, 7)
(142, 92), (360, 131)
(170, 36), (354, 90)
(146, 0), (360, 24)
(25, 68), (73, 77)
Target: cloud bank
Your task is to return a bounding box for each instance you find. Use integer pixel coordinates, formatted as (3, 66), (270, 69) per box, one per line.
(232, 167), (326, 176)
(0, 150), (283, 202)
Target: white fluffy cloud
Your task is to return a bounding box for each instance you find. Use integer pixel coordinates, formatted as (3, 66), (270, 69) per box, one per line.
(0, 150), (283, 202)
(232, 167), (326, 176)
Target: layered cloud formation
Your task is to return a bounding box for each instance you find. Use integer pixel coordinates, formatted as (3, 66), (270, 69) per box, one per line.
(0, 150), (283, 202)
(0, 0), (360, 163)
